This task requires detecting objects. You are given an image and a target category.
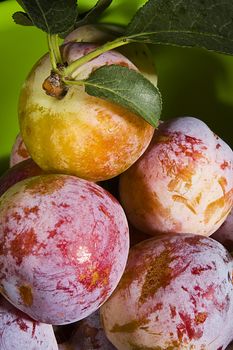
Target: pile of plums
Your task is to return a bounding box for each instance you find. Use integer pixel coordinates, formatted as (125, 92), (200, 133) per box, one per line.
(0, 25), (233, 350)
(1, 113), (232, 349)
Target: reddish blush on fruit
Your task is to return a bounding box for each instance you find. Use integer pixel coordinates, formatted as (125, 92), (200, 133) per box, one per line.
(101, 234), (233, 349)
(0, 174), (129, 325)
(0, 158), (43, 198)
(10, 133), (30, 167)
(0, 295), (58, 349)
(120, 117), (233, 236)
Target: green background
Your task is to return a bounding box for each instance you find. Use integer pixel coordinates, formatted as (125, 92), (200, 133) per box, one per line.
(0, 0), (233, 175)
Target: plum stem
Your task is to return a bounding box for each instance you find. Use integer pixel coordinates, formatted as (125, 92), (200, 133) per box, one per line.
(62, 79), (84, 86)
(47, 34), (63, 72)
(44, 34), (130, 98)
(62, 78), (110, 91)
(62, 37), (130, 78)
(62, 78), (102, 91)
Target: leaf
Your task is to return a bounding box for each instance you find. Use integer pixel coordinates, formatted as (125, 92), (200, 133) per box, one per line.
(59, 0), (114, 39)
(84, 65), (161, 127)
(15, 0), (78, 34)
(16, 0), (28, 12)
(12, 12), (33, 26)
(125, 0), (233, 55)
(76, 0), (113, 27)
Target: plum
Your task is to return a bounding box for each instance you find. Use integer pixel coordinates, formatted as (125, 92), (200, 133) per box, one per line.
(101, 234), (233, 349)
(0, 174), (129, 325)
(10, 133), (30, 167)
(0, 295), (58, 349)
(212, 209), (233, 252)
(0, 158), (43, 198)
(59, 310), (116, 349)
(18, 42), (155, 182)
(119, 117), (233, 236)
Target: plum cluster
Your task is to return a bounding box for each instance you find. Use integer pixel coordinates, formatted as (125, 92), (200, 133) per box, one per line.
(0, 26), (233, 350)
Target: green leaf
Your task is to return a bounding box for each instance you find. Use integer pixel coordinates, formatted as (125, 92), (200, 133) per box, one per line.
(59, 0), (113, 38)
(15, 0), (78, 34)
(125, 0), (233, 55)
(76, 0), (113, 27)
(16, 0), (28, 12)
(84, 65), (161, 127)
(12, 12), (33, 26)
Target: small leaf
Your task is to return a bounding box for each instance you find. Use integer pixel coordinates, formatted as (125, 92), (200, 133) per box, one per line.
(125, 0), (233, 55)
(12, 12), (33, 26)
(76, 0), (113, 27)
(16, 0), (78, 34)
(84, 65), (161, 127)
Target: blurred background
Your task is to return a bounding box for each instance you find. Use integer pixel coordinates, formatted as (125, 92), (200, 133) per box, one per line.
(0, 0), (233, 175)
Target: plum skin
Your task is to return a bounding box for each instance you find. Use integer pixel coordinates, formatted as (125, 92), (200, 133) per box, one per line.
(0, 296), (58, 349)
(0, 158), (43, 198)
(119, 116), (233, 236)
(18, 42), (155, 182)
(10, 133), (30, 167)
(100, 234), (233, 350)
(0, 174), (129, 325)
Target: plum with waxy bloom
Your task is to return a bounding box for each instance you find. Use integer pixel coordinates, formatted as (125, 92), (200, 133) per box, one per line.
(120, 116), (233, 236)
(101, 234), (233, 349)
(0, 174), (129, 325)
(0, 295), (58, 349)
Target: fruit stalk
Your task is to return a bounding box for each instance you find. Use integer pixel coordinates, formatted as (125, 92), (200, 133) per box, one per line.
(47, 34), (63, 72)
(44, 35), (130, 98)
(62, 36), (130, 78)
